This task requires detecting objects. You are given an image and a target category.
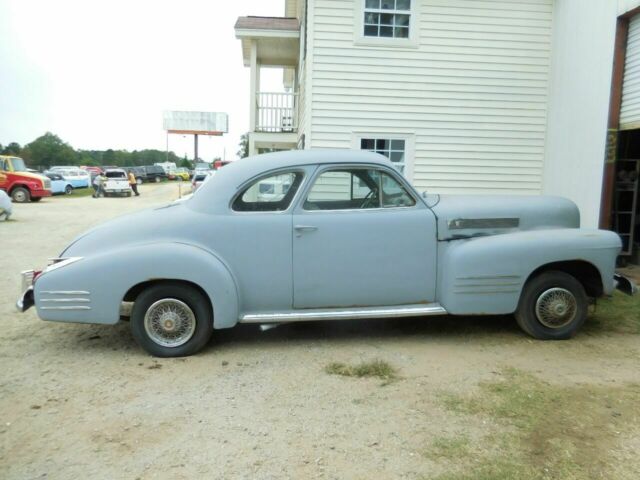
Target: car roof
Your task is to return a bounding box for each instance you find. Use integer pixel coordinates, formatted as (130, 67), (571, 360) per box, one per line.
(189, 149), (395, 213)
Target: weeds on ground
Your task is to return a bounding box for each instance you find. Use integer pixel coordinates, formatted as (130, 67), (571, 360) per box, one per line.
(324, 359), (399, 382)
(429, 368), (639, 480)
(587, 291), (640, 334)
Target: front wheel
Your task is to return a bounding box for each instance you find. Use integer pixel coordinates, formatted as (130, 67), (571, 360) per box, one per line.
(11, 187), (30, 203)
(515, 271), (588, 340)
(130, 283), (213, 357)
(65, 185), (73, 195)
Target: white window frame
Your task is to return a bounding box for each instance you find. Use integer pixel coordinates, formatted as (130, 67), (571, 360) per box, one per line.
(354, 0), (419, 48)
(351, 132), (416, 183)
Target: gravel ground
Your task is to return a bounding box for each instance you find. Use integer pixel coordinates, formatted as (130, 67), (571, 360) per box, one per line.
(1, 184), (639, 479)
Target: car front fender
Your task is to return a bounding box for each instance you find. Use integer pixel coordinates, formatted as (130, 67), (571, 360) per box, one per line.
(34, 242), (240, 329)
(437, 229), (621, 315)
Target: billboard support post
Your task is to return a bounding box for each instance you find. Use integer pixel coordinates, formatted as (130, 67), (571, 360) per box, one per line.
(163, 111), (229, 164)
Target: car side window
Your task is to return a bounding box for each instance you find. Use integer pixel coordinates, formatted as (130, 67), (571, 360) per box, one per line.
(304, 168), (415, 210)
(232, 171), (303, 212)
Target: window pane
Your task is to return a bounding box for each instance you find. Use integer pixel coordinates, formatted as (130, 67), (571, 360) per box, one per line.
(379, 26), (393, 37)
(364, 12), (379, 24)
(305, 169), (381, 210)
(390, 151), (405, 163)
(394, 26), (409, 38)
(395, 14), (410, 26)
(364, 25), (378, 37)
(390, 139), (405, 150)
(361, 138), (375, 150)
(233, 172), (301, 212)
(381, 173), (415, 207)
(365, 0), (380, 8)
(381, 0), (395, 9)
(376, 139), (390, 150)
(396, 0), (410, 10)
(380, 13), (394, 25)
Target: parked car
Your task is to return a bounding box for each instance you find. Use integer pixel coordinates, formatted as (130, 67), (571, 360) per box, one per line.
(0, 189), (12, 220)
(49, 167), (90, 189)
(44, 172), (74, 195)
(16, 150), (636, 357)
(173, 168), (190, 181)
(103, 169), (132, 197)
(191, 171), (213, 193)
(81, 166), (103, 176)
(0, 155), (52, 203)
(142, 165), (167, 183)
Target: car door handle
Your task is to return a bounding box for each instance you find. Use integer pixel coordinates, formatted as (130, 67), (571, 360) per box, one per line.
(294, 225), (318, 236)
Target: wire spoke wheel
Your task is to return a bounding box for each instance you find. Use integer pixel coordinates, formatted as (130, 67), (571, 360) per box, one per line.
(534, 287), (577, 329)
(143, 298), (196, 347)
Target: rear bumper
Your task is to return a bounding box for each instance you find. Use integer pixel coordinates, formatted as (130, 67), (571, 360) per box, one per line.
(614, 273), (638, 296)
(16, 270), (35, 312)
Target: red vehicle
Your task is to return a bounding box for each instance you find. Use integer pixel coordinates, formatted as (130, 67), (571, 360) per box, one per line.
(0, 155), (52, 203)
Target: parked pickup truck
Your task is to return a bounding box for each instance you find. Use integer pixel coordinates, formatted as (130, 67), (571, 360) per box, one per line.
(0, 155), (52, 203)
(16, 150), (636, 357)
(103, 169), (132, 197)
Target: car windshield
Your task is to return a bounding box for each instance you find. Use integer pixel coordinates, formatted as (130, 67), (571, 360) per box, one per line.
(10, 157), (27, 172)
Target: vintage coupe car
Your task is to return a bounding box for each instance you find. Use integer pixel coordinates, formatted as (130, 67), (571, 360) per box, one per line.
(17, 150), (636, 357)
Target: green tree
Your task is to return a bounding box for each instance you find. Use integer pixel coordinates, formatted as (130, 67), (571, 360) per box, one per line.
(1, 142), (22, 156)
(237, 133), (249, 158)
(26, 133), (76, 168)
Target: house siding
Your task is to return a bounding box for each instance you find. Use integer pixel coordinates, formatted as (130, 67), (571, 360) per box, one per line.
(308, 0), (553, 194)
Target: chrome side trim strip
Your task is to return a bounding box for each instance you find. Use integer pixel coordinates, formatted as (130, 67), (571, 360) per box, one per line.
(448, 218), (520, 230)
(40, 291), (90, 295)
(240, 303), (447, 323)
(40, 298), (91, 303)
(40, 306), (91, 311)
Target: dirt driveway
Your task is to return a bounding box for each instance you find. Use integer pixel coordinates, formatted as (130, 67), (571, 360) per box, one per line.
(1, 185), (639, 480)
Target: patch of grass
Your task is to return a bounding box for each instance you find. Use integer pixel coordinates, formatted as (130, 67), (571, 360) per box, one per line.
(324, 359), (398, 381)
(432, 368), (640, 480)
(66, 188), (95, 198)
(587, 291), (640, 335)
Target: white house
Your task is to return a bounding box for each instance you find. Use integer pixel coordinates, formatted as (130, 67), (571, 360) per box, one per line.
(235, 0), (640, 258)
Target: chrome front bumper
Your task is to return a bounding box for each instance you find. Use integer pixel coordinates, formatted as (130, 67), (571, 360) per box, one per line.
(17, 270), (35, 312)
(614, 273), (638, 296)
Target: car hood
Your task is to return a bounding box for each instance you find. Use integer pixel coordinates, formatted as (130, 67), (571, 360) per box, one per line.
(428, 194), (580, 241)
(60, 201), (193, 257)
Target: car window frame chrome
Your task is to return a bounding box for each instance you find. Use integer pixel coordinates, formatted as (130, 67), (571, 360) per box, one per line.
(229, 165), (315, 215)
(295, 163), (422, 214)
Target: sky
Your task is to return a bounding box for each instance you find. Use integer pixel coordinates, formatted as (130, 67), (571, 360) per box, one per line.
(0, 0), (285, 161)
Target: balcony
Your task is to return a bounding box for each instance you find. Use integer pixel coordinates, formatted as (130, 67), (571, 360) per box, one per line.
(255, 92), (298, 133)
(235, 16), (301, 154)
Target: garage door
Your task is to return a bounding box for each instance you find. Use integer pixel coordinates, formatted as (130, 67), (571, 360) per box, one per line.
(621, 14), (640, 130)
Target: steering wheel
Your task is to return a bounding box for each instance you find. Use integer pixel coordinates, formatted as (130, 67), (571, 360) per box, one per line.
(360, 189), (379, 209)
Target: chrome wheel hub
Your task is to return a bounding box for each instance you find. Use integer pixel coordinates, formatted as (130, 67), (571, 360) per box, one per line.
(535, 288), (577, 329)
(144, 298), (196, 347)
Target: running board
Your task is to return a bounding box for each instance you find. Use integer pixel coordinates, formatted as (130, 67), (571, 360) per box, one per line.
(240, 303), (447, 324)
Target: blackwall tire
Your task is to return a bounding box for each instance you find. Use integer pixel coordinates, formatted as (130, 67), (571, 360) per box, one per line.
(65, 185), (73, 195)
(130, 283), (213, 357)
(515, 271), (588, 340)
(11, 187), (30, 203)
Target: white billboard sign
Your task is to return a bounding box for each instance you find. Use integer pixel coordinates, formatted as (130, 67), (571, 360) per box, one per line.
(163, 111), (228, 135)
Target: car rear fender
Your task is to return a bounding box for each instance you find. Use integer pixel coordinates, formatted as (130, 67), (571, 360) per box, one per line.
(34, 242), (239, 328)
(437, 229), (621, 315)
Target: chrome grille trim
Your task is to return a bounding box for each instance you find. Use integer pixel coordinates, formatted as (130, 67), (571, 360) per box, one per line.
(41, 306), (91, 311)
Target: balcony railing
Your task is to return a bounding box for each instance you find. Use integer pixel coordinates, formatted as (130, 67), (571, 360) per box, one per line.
(255, 92), (298, 133)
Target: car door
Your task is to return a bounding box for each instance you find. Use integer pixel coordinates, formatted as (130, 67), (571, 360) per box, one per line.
(292, 165), (438, 309)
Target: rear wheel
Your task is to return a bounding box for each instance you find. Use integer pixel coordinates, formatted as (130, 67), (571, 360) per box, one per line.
(11, 187), (30, 203)
(154, 176), (161, 183)
(130, 283), (213, 357)
(136, 177), (143, 185)
(515, 271), (588, 340)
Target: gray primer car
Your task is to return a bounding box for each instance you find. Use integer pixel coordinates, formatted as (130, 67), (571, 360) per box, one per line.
(17, 150), (636, 356)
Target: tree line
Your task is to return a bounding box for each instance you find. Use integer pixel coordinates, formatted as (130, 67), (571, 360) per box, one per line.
(0, 132), (189, 169)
